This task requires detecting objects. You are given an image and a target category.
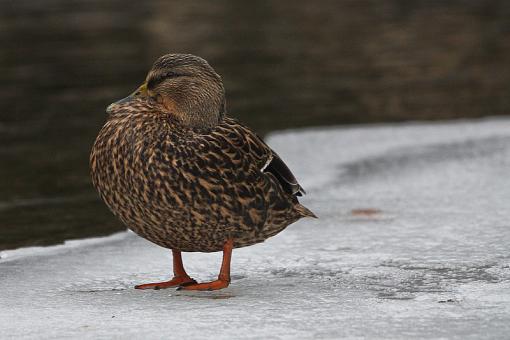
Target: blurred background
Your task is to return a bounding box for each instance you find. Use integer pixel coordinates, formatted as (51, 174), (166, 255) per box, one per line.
(1, 0), (509, 250)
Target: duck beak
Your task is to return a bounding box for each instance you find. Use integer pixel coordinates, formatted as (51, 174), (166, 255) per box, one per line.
(111, 83), (148, 105)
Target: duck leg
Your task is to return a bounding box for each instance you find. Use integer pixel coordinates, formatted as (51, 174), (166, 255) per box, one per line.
(178, 239), (233, 291)
(135, 250), (196, 289)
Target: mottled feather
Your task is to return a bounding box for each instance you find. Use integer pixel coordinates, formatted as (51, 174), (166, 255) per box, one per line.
(90, 55), (315, 253)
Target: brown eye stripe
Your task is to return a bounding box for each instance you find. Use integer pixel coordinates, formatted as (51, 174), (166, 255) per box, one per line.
(147, 71), (189, 89)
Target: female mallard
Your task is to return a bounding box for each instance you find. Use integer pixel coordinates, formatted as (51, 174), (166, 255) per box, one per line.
(90, 54), (315, 291)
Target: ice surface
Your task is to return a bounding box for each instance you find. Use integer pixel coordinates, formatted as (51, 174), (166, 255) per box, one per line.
(2, 118), (510, 339)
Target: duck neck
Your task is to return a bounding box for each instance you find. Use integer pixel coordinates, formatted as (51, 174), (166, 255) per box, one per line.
(175, 95), (226, 129)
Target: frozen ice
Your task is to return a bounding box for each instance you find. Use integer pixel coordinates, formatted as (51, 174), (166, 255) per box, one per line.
(2, 118), (510, 339)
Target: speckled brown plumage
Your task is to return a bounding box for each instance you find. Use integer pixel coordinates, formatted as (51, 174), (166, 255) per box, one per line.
(90, 54), (315, 289)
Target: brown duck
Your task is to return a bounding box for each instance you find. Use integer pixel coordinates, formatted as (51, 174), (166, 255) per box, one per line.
(90, 54), (315, 291)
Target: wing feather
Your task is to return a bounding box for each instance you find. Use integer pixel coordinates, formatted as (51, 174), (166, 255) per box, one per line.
(264, 153), (305, 196)
(212, 117), (306, 198)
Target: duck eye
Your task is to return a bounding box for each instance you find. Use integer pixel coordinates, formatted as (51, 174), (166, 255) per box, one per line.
(148, 71), (187, 89)
(164, 71), (178, 78)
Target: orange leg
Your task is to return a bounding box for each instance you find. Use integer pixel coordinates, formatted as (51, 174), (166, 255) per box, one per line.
(135, 250), (196, 290)
(178, 239), (234, 291)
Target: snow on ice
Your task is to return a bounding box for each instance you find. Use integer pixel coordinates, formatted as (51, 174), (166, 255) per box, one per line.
(1, 118), (510, 339)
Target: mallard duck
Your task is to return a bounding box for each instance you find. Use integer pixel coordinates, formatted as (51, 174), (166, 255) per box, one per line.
(90, 54), (315, 291)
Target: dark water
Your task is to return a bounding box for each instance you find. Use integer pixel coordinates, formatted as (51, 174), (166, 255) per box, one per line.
(1, 0), (509, 250)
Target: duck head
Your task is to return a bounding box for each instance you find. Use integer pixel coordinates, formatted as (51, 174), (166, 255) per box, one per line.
(111, 54), (226, 129)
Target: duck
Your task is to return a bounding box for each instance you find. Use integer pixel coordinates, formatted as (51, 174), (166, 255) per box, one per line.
(90, 53), (316, 291)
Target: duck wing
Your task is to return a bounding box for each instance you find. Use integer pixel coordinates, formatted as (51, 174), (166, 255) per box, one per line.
(216, 118), (306, 198)
(262, 153), (306, 197)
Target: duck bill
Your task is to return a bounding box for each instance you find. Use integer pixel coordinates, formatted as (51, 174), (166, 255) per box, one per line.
(112, 83), (148, 105)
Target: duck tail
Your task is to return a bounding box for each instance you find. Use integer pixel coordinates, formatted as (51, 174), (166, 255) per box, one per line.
(295, 204), (318, 219)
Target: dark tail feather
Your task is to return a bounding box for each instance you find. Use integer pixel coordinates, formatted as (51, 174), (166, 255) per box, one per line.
(295, 204), (318, 218)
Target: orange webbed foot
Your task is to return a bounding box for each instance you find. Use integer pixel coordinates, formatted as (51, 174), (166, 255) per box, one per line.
(177, 239), (234, 291)
(177, 279), (230, 291)
(135, 276), (197, 290)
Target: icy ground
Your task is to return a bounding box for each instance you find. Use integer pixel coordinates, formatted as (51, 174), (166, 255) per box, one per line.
(2, 118), (510, 339)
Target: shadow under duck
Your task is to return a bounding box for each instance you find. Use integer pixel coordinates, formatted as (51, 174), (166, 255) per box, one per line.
(90, 54), (315, 291)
